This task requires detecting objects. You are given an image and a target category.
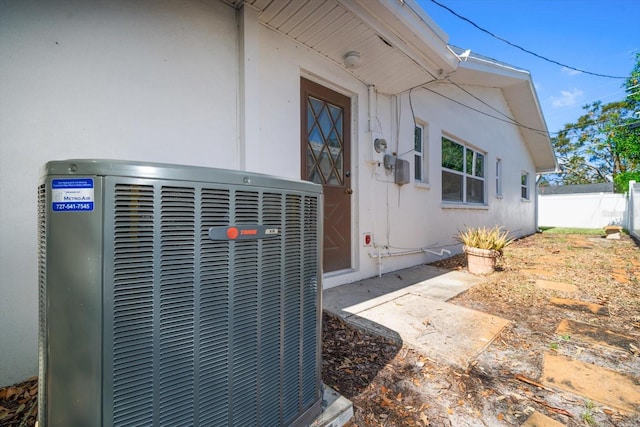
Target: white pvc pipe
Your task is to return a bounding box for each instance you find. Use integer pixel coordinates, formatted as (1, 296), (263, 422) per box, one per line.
(368, 85), (376, 133)
(369, 247), (452, 277)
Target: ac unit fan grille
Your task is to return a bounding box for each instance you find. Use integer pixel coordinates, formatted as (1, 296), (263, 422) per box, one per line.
(109, 180), (321, 427)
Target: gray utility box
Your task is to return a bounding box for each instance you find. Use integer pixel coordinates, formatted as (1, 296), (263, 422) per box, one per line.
(38, 159), (323, 427)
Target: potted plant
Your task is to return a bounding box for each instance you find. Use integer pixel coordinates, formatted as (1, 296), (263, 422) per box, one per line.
(455, 225), (512, 274)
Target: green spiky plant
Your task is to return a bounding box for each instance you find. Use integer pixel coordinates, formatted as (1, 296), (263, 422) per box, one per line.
(455, 225), (513, 253)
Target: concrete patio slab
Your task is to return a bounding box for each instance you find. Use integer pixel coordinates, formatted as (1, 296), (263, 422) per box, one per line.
(555, 319), (639, 353)
(323, 264), (482, 318)
(541, 352), (640, 414)
(323, 264), (507, 369)
(337, 293), (509, 369)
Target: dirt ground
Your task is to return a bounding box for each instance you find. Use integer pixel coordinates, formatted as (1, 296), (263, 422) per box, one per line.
(322, 232), (640, 427)
(2, 232), (639, 426)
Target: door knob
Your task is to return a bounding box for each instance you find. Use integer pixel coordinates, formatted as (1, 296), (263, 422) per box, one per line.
(345, 188), (353, 195)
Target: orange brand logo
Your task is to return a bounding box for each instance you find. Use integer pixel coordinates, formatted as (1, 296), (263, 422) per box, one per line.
(240, 229), (257, 235)
(226, 227), (239, 239)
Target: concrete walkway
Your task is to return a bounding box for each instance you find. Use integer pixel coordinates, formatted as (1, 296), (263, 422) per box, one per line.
(323, 264), (510, 369)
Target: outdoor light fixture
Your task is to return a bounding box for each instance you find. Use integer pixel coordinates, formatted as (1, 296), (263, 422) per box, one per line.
(343, 51), (362, 68)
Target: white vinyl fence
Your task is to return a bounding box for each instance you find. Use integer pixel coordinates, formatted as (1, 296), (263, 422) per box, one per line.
(629, 181), (640, 239)
(538, 191), (628, 229)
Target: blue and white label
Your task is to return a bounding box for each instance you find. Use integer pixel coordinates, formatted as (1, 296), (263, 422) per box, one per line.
(52, 178), (95, 211)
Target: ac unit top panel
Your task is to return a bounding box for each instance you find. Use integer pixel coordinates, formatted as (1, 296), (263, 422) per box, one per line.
(42, 159), (322, 194)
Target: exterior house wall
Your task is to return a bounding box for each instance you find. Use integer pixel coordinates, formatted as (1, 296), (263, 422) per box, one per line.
(0, 0), (238, 387)
(249, 29), (538, 288)
(0, 0), (546, 386)
(341, 83), (537, 284)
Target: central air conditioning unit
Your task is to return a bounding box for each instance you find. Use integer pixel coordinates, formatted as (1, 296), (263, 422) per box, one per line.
(38, 159), (323, 427)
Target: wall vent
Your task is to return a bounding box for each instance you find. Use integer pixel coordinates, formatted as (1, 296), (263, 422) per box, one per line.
(38, 160), (323, 427)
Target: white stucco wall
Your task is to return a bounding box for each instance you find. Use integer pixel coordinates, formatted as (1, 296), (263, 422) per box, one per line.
(246, 25), (538, 287)
(0, 0), (238, 386)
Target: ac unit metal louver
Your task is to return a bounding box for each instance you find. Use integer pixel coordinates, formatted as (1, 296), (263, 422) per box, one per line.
(38, 160), (323, 427)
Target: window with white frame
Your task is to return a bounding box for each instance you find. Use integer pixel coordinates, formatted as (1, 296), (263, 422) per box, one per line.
(441, 136), (485, 203)
(414, 124), (424, 181)
(521, 172), (530, 200)
(496, 158), (502, 197)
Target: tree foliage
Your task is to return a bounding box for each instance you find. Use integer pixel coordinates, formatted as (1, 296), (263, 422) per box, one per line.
(550, 53), (640, 192)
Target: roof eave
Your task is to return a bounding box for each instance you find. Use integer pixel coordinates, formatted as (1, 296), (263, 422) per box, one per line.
(450, 54), (558, 173)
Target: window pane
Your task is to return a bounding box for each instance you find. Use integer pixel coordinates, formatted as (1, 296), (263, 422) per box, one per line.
(466, 177), (484, 203)
(521, 173), (528, 186)
(415, 154), (422, 180)
(475, 153), (484, 177)
(522, 186), (528, 199)
(442, 170), (463, 201)
(415, 126), (422, 153)
(442, 138), (463, 171)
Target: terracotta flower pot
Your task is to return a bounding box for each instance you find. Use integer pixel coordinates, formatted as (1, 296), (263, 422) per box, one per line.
(463, 245), (500, 275)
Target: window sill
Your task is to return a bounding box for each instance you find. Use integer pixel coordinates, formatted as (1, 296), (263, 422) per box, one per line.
(414, 182), (431, 190)
(521, 198), (531, 202)
(495, 195), (503, 199)
(441, 202), (489, 210)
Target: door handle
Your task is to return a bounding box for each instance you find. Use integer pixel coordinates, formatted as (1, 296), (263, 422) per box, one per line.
(345, 188), (353, 195)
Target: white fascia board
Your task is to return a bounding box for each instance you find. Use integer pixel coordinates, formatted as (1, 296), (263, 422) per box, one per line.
(340, 0), (459, 77)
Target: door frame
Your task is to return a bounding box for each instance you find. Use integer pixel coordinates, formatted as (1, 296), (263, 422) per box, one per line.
(300, 76), (353, 273)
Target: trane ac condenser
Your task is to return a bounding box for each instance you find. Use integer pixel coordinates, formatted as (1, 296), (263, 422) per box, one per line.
(38, 159), (323, 427)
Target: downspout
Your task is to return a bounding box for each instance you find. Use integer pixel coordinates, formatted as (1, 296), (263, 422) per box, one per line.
(535, 175), (542, 232)
(368, 85), (376, 133)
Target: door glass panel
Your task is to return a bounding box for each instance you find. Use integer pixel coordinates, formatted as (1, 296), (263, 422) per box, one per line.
(333, 152), (343, 185)
(308, 166), (322, 184)
(308, 124), (322, 146)
(318, 149), (333, 182)
(306, 96), (345, 186)
(327, 170), (339, 185)
(329, 105), (343, 145)
(327, 129), (341, 148)
(309, 98), (323, 116)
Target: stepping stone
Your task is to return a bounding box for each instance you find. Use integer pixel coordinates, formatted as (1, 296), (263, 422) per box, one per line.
(521, 268), (554, 278)
(612, 273), (631, 284)
(521, 411), (566, 427)
(550, 297), (608, 316)
(541, 352), (640, 414)
(555, 319), (638, 353)
(535, 255), (565, 266)
(535, 280), (578, 293)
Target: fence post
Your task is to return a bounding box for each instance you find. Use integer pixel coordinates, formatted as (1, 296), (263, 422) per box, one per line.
(629, 180), (637, 238)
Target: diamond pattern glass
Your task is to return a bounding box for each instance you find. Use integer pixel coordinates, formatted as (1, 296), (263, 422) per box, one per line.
(306, 96), (344, 186)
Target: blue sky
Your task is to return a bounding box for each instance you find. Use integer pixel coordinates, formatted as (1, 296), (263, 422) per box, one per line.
(415, 0), (639, 135)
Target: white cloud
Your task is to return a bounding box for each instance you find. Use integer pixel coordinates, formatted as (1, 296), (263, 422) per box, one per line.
(550, 88), (584, 108)
(561, 67), (582, 76)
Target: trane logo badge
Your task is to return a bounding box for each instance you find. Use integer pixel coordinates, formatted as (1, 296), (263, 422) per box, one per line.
(209, 225), (280, 241)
